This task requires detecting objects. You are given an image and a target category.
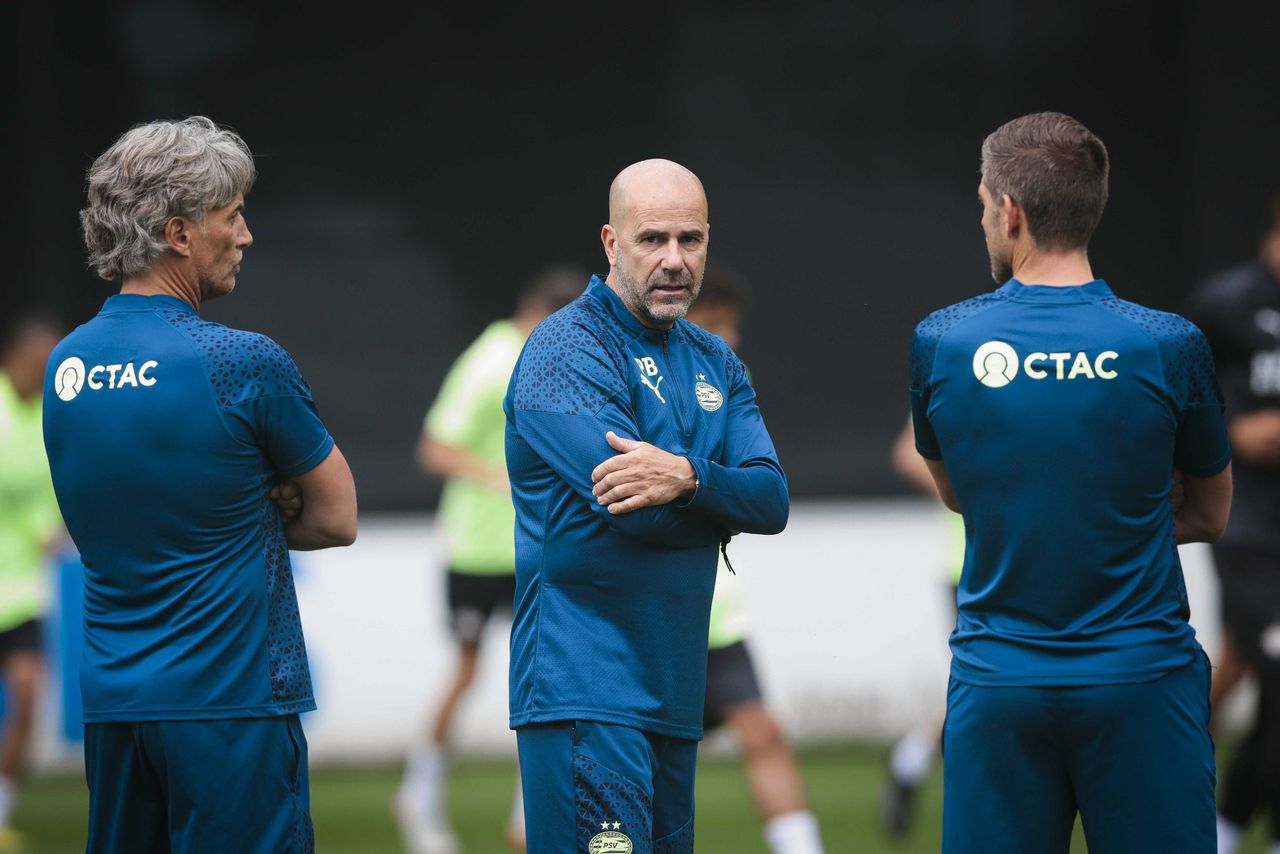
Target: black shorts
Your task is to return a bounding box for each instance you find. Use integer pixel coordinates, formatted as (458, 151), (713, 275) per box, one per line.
(446, 570), (516, 647)
(703, 640), (764, 732)
(1213, 545), (1280, 678)
(0, 618), (43, 659)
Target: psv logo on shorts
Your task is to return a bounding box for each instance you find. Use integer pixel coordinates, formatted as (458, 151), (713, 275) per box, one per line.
(588, 829), (634, 853)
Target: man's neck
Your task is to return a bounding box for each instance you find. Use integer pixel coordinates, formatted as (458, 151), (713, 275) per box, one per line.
(120, 261), (202, 309)
(1010, 244), (1095, 288)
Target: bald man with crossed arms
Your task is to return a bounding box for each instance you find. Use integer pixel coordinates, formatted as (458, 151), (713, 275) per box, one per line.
(503, 160), (789, 853)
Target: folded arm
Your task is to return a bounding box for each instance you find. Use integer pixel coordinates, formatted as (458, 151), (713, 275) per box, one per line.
(273, 445), (358, 550)
(514, 405), (728, 548)
(1174, 463), (1232, 545)
(589, 356), (788, 535)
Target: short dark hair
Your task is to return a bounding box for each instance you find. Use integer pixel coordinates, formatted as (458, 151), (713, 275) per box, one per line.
(980, 112), (1110, 251)
(518, 264), (588, 314)
(694, 265), (748, 310)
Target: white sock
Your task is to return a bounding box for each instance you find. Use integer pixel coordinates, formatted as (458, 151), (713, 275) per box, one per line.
(889, 731), (936, 786)
(400, 743), (446, 819)
(0, 775), (14, 827)
(764, 810), (823, 854)
(1216, 815), (1243, 854)
(1268, 841), (1280, 854)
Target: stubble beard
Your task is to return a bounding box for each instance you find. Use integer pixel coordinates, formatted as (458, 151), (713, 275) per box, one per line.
(198, 254), (240, 302)
(988, 245), (1013, 285)
(616, 258), (701, 326)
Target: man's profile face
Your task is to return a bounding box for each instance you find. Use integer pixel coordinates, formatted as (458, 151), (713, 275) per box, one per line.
(611, 190), (709, 327)
(190, 194), (253, 301)
(979, 182), (1014, 284)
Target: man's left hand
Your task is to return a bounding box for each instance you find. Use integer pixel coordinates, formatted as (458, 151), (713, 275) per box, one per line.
(591, 431), (696, 515)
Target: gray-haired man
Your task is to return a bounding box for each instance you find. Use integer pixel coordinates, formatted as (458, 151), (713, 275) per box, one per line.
(43, 117), (357, 853)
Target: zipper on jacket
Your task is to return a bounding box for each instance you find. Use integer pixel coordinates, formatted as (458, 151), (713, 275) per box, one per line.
(661, 329), (693, 447)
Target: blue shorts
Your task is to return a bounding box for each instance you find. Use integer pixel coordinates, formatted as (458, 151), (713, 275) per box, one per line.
(84, 715), (313, 854)
(942, 657), (1215, 854)
(516, 720), (698, 854)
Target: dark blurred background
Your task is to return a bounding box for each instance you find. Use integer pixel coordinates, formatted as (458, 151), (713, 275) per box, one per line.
(8, 1), (1280, 510)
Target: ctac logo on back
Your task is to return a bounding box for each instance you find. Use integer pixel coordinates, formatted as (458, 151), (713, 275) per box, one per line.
(972, 341), (1118, 389)
(54, 356), (159, 402)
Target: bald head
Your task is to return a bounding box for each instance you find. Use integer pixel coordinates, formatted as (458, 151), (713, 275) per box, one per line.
(601, 159), (710, 329)
(608, 159), (707, 228)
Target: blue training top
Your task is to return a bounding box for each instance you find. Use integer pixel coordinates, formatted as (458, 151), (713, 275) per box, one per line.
(43, 294), (334, 722)
(910, 278), (1231, 686)
(504, 275), (788, 739)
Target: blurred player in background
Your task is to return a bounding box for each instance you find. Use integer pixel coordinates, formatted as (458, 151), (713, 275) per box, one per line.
(505, 160), (788, 853)
(395, 266), (584, 854)
(1185, 195), (1280, 854)
(44, 117), (357, 853)
(687, 269), (824, 854)
(878, 416), (964, 836)
(911, 112), (1232, 853)
(0, 314), (63, 852)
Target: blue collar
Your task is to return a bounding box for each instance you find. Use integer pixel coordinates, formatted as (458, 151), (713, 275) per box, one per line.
(997, 278), (1114, 303)
(101, 293), (198, 315)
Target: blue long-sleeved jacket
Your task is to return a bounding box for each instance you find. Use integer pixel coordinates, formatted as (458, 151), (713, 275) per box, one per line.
(504, 275), (788, 739)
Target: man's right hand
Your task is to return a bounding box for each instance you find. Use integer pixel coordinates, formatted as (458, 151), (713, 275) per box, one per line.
(1229, 409), (1280, 465)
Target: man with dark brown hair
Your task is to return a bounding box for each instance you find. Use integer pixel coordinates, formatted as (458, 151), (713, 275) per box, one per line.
(909, 112), (1232, 853)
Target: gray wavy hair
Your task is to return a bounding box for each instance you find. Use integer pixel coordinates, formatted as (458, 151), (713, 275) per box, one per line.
(81, 117), (256, 281)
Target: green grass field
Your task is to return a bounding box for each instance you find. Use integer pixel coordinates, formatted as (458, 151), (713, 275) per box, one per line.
(8, 744), (1272, 853)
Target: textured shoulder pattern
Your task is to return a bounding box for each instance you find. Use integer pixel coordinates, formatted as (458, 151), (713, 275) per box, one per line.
(1096, 297), (1223, 410)
(679, 320), (745, 387)
(910, 293), (1005, 390)
(156, 309), (311, 407)
(679, 319), (727, 359)
(512, 298), (628, 416)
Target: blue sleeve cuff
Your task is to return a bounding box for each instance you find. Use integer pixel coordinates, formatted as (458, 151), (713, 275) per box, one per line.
(674, 456), (703, 508)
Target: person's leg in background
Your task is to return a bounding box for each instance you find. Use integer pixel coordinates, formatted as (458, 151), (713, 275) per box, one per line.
(398, 571), (517, 853)
(1214, 547), (1280, 854)
(704, 640), (823, 854)
(0, 621), (44, 850)
(722, 702), (823, 854)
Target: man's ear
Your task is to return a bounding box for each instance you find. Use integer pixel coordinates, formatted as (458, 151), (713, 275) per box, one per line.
(1000, 194), (1022, 239)
(163, 216), (195, 258)
(601, 223), (618, 266)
